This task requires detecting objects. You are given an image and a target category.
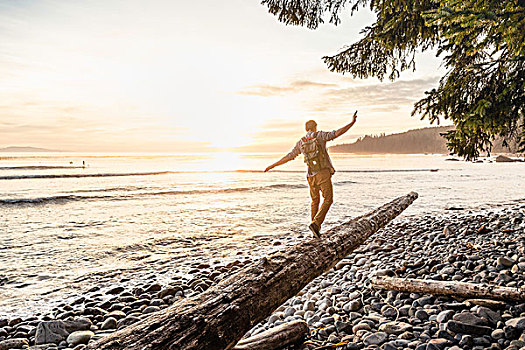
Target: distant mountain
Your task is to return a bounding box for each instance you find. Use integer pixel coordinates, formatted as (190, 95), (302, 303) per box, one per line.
(0, 146), (60, 153)
(330, 126), (519, 154)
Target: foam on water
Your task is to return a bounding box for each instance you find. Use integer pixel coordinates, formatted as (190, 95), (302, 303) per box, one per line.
(0, 183), (309, 207)
(0, 152), (523, 316)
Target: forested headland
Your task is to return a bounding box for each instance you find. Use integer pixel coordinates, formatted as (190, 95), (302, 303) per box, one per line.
(330, 126), (520, 155)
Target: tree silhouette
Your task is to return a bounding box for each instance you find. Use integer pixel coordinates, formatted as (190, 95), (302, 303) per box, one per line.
(261, 0), (524, 159)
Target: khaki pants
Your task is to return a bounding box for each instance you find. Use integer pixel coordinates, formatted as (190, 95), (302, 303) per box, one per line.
(307, 168), (333, 227)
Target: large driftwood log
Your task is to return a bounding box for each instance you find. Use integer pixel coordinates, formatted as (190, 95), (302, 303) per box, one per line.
(371, 276), (525, 301)
(232, 320), (308, 350)
(89, 192), (418, 350)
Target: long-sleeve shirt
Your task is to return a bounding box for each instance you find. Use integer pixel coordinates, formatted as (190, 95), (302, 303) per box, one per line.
(284, 130), (337, 177)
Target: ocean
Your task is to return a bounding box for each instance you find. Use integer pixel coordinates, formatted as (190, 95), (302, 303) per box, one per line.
(0, 152), (523, 317)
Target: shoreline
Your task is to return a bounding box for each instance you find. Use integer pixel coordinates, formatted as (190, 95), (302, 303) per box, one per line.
(2, 197), (523, 319)
(0, 230), (304, 319)
(0, 201), (524, 349)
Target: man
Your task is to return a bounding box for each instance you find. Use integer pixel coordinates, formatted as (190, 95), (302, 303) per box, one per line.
(264, 112), (358, 238)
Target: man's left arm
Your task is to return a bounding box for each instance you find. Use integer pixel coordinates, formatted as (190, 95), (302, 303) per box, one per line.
(333, 111), (358, 139)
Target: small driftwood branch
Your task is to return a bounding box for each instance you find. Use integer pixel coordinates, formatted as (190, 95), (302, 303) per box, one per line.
(233, 320), (308, 350)
(370, 276), (525, 301)
(89, 192), (418, 350)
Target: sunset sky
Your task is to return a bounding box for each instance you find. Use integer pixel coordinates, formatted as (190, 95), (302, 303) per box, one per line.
(1, 0), (447, 152)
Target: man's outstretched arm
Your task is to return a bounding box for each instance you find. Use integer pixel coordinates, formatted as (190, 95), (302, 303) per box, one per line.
(264, 155), (291, 172)
(264, 142), (300, 172)
(334, 111), (358, 139)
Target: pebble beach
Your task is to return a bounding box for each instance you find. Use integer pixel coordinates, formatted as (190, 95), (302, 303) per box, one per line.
(1, 200), (524, 350)
(256, 201), (525, 350)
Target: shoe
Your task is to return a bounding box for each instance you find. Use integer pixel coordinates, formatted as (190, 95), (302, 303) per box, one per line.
(308, 222), (321, 238)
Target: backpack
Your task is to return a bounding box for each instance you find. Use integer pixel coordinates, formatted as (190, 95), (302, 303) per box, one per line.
(300, 132), (327, 174)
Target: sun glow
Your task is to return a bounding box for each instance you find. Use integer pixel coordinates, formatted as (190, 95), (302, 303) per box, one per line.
(204, 152), (246, 172)
(1, 0), (441, 152)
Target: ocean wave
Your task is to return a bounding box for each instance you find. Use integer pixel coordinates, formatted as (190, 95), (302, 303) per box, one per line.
(0, 183), (307, 207)
(0, 195), (115, 207)
(0, 171), (172, 180)
(147, 183), (307, 196)
(74, 183), (306, 196)
(0, 180), (367, 207)
(0, 166), (85, 171)
(334, 180), (358, 186)
(0, 168), (444, 181)
(69, 186), (153, 193)
(264, 183), (307, 190)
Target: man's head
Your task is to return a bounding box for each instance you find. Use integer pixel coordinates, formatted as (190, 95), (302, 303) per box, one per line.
(305, 120), (317, 132)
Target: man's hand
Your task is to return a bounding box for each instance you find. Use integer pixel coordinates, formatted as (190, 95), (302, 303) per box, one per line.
(264, 165), (274, 172)
(352, 110), (358, 123)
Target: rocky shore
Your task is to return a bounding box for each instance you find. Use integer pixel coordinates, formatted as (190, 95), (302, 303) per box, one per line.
(252, 201), (525, 350)
(0, 201), (524, 350)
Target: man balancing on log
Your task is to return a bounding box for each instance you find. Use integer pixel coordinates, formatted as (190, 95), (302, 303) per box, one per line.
(264, 112), (358, 238)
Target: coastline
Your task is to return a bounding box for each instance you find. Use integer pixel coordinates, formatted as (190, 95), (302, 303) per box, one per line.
(0, 230), (304, 319)
(0, 200), (524, 349)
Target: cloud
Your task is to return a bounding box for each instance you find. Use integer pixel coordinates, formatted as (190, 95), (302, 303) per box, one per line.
(292, 80), (338, 88)
(236, 76), (439, 116)
(0, 118), (108, 137)
(258, 119), (304, 130)
(0, 119), (210, 152)
(236, 80), (338, 97)
(0, 100), (90, 115)
(0, 99), (196, 151)
(247, 128), (303, 141)
(313, 77), (439, 113)
(238, 76), (441, 152)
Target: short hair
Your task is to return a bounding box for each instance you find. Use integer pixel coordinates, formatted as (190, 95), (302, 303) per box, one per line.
(305, 120), (317, 131)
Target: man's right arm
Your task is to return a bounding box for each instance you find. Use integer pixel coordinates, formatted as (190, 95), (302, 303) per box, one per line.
(264, 142), (300, 172)
(264, 155), (290, 172)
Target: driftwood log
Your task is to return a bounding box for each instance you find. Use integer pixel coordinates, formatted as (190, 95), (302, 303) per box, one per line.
(89, 192), (418, 350)
(232, 320), (308, 350)
(371, 276), (525, 301)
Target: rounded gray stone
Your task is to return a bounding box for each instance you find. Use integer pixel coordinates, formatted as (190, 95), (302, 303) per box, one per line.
(67, 331), (94, 346)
